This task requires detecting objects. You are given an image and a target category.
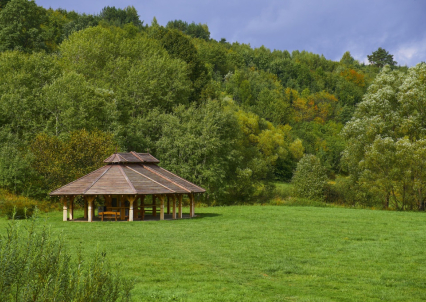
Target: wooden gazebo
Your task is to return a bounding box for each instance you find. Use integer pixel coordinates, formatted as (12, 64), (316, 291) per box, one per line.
(50, 152), (205, 222)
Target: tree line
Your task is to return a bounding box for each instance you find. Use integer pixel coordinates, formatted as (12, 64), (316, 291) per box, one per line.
(1, 0), (421, 210)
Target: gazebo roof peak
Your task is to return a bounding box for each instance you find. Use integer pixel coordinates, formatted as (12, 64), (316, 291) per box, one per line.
(104, 151), (160, 164)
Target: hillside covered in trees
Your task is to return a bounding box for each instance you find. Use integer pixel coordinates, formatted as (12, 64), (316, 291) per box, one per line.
(1, 0), (423, 210)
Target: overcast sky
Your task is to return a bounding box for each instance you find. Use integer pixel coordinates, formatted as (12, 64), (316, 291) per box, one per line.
(36, 0), (426, 66)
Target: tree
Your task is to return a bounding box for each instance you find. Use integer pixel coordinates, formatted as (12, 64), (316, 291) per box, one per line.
(60, 26), (191, 113)
(0, 0), (11, 10)
(98, 6), (143, 28)
(0, 0), (53, 52)
(291, 154), (328, 200)
(367, 47), (397, 68)
(0, 51), (61, 140)
(30, 129), (118, 193)
(41, 72), (115, 136)
(166, 20), (210, 40)
(149, 27), (209, 103)
(342, 63), (426, 210)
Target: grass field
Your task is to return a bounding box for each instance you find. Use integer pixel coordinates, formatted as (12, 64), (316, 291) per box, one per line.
(1, 205), (426, 301)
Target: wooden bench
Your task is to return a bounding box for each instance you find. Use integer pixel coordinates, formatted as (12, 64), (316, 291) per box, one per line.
(100, 211), (121, 221)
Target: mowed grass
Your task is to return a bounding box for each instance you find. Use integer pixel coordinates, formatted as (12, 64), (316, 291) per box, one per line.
(1, 206), (426, 301)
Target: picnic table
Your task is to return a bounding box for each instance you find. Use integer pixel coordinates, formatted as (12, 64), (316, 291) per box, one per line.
(99, 211), (120, 221)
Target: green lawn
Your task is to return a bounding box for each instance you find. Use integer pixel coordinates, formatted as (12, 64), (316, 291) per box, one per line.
(1, 206), (425, 301)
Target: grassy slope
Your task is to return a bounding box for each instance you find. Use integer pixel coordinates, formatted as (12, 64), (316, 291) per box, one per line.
(1, 206), (425, 301)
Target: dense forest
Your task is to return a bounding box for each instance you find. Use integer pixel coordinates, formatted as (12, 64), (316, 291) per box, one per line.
(1, 0), (424, 210)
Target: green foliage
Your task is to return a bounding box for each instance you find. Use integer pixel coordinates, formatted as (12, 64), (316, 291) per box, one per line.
(99, 6), (143, 28)
(0, 215), (133, 301)
(0, 142), (36, 195)
(225, 68), (292, 125)
(292, 154), (328, 200)
(30, 129), (118, 193)
(61, 12), (99, 39)
(292, 121), (345, 175)
(0, 190), (55, 219)
(0, 2), (406, 206)
(60, 26), (191, 112)
(0, 0), (11, 9)
(0, 0), (51, 52)
(149, 26), (209, 103)
(367, 47), (397, 68)
(1, 200), (35, 219)
(166, 20), (210, 40)
(0, 51), (61, 140)
(342, 63), (426, 209)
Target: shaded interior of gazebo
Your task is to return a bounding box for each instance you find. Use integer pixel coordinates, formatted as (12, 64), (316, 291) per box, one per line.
(50, 152), (205, 222)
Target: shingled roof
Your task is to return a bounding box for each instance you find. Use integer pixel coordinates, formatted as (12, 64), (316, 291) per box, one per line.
(50, 152), (205, 196)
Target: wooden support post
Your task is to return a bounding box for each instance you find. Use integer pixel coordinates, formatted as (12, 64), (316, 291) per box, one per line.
(172, 194), (176, 220)
(134, 196), (140, 220)
(188, 193), (194, 218)
(167, 195), (170, 215)
(192, 193), (195, 217)
(84, 197), (88, 219)
(62, 196), (68, 221)
(153, 195), (157, 217)
(178, 194), (183, 219)
(69, 195), (75, 221)
(87, 196), (95, 222)
(120, 195), (125, 221)
(159, 195), (165, 220)
(141, 195), (145, 221)
(103, 195), (112, 209)
(127, 195), (137, 222)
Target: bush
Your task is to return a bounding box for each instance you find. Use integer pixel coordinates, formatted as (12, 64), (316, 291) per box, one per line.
(325, 176), (383, 208)
(0, 190), (55, 219)
(291, 154), (328, 200)
(0, 213), (133, 301)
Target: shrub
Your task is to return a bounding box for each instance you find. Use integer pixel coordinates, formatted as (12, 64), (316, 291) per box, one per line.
(291, 154), (328, 200)
(325, 176), (383, 208)
(0, 190), (55, 219)
(0, 213), (133, 301)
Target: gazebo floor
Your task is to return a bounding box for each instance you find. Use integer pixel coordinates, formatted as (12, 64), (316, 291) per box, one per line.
(70, 214), (195, 222)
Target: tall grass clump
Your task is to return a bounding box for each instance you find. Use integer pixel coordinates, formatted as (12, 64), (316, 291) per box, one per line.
(0, 212), (133, 301)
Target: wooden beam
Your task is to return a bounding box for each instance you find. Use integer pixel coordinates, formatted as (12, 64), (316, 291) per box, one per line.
(167, 195), (170, 214)
(62, 196), (67, 221)
(178, 194), (183, 219)
(159, 195), (165, 220)
(172, 194), (176, 220)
